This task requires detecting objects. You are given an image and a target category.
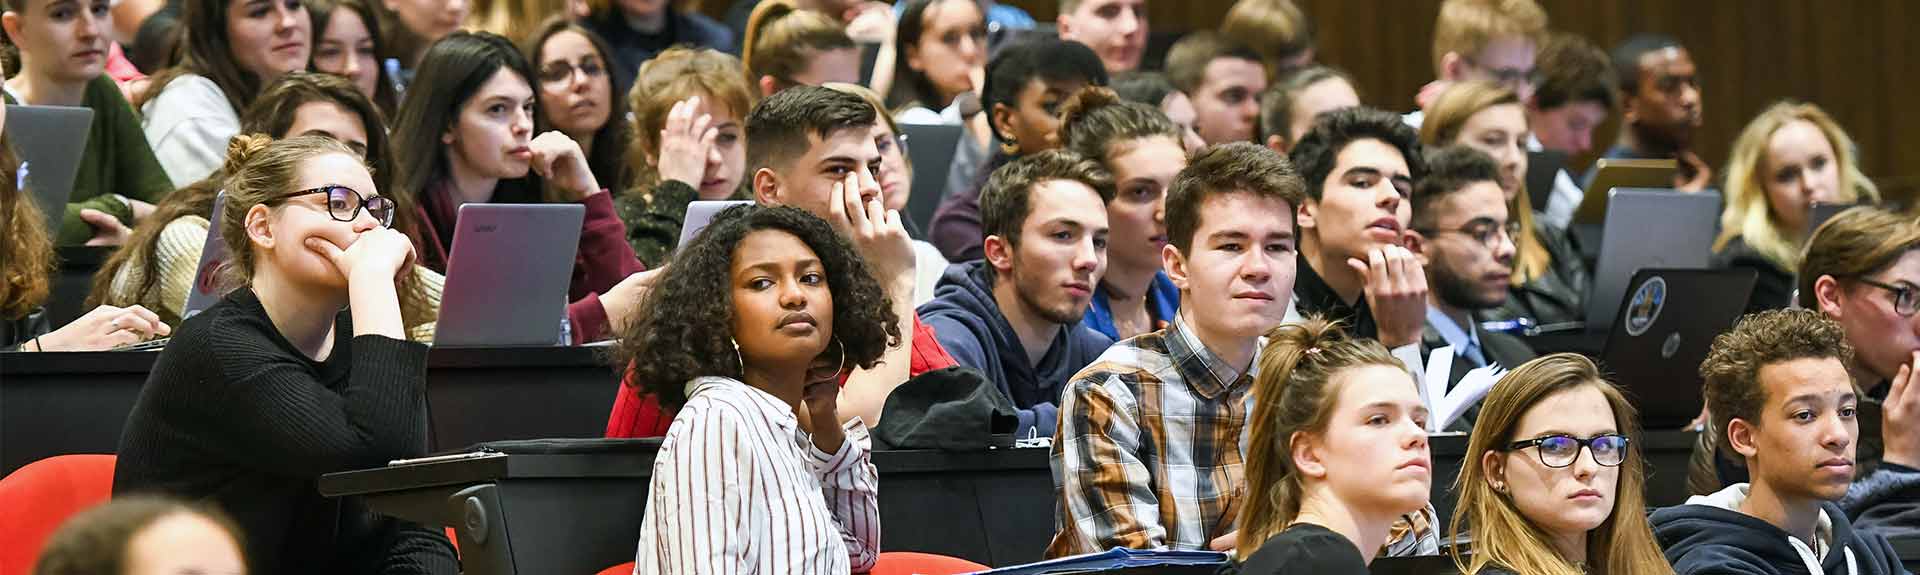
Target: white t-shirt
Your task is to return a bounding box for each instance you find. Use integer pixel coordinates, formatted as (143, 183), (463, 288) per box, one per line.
(140, 74), (240, 188)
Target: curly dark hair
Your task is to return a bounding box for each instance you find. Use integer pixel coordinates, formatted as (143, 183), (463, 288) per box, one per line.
(614, 205), (902, 410)
(1286, 106), (1426, 202)
(1700, 308), (1854, 439)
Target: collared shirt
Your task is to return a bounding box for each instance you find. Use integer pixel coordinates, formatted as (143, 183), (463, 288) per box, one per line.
(1424, 306), (1485, 368)
(1293, 252), (1382, 338)
(1048, 314), (1256, 556)
(635, 376), (880, 574)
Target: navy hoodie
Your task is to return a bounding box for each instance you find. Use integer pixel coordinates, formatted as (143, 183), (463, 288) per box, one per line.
(1650, 484), (1910, 575)
(916, 261), (1115, 438)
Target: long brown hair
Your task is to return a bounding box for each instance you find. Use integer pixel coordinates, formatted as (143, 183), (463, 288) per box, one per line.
(1448, 354), (1672, 575)
(136, 0), (301, 113)
(304, 0), (402, 118)
(1235, 317), (1407, 560)
(1420, 81), (1550, 285)
(1, 127), (53, 320)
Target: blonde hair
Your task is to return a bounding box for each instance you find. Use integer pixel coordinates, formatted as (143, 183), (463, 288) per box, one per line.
(465, 0), (570, 45)
(624, 47), (754, 191)
(1235, 317), (1408, 560)
(1221, 0), (1313, 81)
(220, 134), (364, 284)
(1431, 0), (1547, 77)
(1713, 101), (1879, 272)
(1448, 354), (1674, 575)
(741, 0), (854, 97)
(1421, 81), (1550, 285)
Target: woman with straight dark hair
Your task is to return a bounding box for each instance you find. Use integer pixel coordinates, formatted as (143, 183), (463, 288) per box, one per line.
(304, 0), (400, 118)
(886, 0), (986, 117)
(137, 0), (313, 188)
(391, 31), (649, 344)
(525, 17), (631, 194)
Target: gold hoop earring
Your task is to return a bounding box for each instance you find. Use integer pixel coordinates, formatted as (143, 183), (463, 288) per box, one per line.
(999, 138), (1020, 155)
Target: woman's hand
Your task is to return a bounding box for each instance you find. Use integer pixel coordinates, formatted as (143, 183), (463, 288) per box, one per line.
(530, 131), (602, 201)
(804, 377), (847, 454)
(34, 304), (170, 351)
(78, 209), (131, 246)
(655, 97), (718, 190)
(308, 228), (415, 284)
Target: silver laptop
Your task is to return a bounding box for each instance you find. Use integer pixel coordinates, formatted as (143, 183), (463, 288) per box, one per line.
(1583, 188), (1720, 333)
(180, 192), (230, 319)
(433, 203), (585, 347)
(676, 200), (752, 249)
(7, 105), (94, 236)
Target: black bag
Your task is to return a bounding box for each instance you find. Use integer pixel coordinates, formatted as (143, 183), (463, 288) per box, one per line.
(873, 366), (1018, 451)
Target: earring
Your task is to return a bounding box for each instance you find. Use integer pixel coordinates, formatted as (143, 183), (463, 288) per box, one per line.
(830, 337), (847, 375)
(1493, 483), (1508, 494)
(730, 337), (744, 376)
(999, 138), (1020, 155)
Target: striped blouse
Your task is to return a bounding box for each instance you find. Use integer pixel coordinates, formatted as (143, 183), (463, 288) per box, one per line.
(634, 376), (881, 574)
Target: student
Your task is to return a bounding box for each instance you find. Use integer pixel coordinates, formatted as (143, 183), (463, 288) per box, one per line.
(138, 0), (316, 189)
(1286, 107), (1429, 350)
(1526, 33), (1614, 229)
(580, 0), (733, 94)
(887, 0), (987, 117)
(1588, 34), (1708, 192)
(1220, 0), (1315, 80)
(376, 0), (468, 83)
(917, 150), (1115, 438)
(1406, 145), (1533, 427)
(1448, 354), (1672, 575)
(824, 81), (950, 305)
(1406, 0), (1545, 127)
(2, 0), (174, 246)
(1713, 102), (1878, 314)
(601, 85), (960, 437)
(305, 0), (399, 118)
(928, 38), (1107, 262)
(1233, 319), (1432, 573)
(1422, 81), (1587, 328)
(1050, 142), (1304, 555)
(1110, 70), (1205, 153)
(111, 134), (459, 574)
(619, 205), (887, 573)
(1055, 86), (1184, 341)
(741, 0), (858, 99)
(391, 31), (650, 344)
(1653, 310), (1909, 575)
(31, 496), (247, 575)
(2, 103), (170, 351)
(612, 46), (752, 267)
(527, 19), (631, 193)
(1055, 0), (1145, 73)
(1258, 65), (1360, 155)
(1164, 32), (1266, 147)
(91, 72), (438, 338)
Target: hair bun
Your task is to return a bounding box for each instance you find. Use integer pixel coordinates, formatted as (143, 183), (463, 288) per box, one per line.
(222, 134), (274, 176)
(1264, 317), (1349, 361)
(1058, 86), (1121, 132)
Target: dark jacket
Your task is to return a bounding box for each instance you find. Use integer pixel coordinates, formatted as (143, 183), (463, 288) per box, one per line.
(1651, 485), (1908, 575)
(929, 149), (1017, 262)
(585, 7), (735, 95)
(1292, 252), (1381, 339)
(1713, 236), (1796, 314)
(1419, 313), (1537, 431)
(916, 260), (1114, 437)
(1483, 218), (1589, 327)
(1842, 463), (1920, 539)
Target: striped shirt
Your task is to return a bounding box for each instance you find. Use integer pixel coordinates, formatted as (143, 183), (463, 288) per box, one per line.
(635, 376), (881, 574)
(1048, 314), (1256, 556)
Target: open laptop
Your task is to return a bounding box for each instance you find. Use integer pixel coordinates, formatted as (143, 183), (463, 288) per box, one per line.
(433, 204), (584, 347)
(676, 200), (752, 249)
(1582, 189), (1721, 334)
(897, 123), (964, 236)
(1598, 268), (1756, 429)
(7, 105), (94, 235)
(1573, 158), (1677, 225)
(180, 192), (230, 319)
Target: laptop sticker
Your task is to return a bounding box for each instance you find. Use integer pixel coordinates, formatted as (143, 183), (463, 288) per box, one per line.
(1624, 276), (1666, 337)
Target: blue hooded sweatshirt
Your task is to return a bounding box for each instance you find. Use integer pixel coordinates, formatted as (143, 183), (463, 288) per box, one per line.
(915, 260), (1115, 438)
(1650, 484), (1910, 575)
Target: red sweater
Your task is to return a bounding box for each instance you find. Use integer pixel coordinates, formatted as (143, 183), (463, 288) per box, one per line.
(604, 314), (959, 437)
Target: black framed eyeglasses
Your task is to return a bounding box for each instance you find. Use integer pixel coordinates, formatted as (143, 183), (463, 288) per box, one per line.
(272, 185), (394, 227)
(1852, 277), (1920, 317)
(1505, 433), (1630, 468)
(1416, 219), (1521, 251)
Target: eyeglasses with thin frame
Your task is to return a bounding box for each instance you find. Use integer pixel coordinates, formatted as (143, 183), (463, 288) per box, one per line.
(1505, 433), (1630, 468)
(537, 57), (606, 87)
(1463, 56), (1535, 90)
(1415, 219), (1522, 251)
(1852, 277), (1920, 317)
(271, 185), (394, 227)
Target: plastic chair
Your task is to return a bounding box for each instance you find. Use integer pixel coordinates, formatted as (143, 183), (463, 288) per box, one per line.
(0, 454), (118, 574)
(596, 562), (635, 575)
(870, 551), (992, 575)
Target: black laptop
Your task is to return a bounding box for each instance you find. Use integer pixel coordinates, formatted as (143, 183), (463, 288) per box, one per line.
(1597, 268), (1757, 429)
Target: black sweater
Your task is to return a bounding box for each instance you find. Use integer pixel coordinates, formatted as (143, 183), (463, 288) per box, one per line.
(112, 287), (457, 575)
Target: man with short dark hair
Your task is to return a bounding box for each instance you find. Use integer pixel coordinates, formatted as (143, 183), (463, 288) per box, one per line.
(1406, 146), (1534, 428)
(1165, 32), (1266, 146)
(1654, 309), (1910, 575)
(1527, 33), (1616, 228)
(1588, 33), (1708, 192)
(918, 150), (1117, 438)
(1057, 0), (1148, 73)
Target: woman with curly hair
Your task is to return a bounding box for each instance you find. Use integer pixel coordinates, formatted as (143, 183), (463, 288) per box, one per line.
(617, 204), (897, 573)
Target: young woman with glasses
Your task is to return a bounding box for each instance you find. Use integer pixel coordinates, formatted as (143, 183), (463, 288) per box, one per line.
(526, 18), (632, 195)
(112, 133), (459, 574)
(1448, 353), (1673, 575)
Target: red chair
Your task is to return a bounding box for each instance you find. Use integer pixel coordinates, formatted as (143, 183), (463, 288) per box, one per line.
(596, 562), (634, 575)
(869, 551), (991, 575)
(0, 454), (118, 574)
